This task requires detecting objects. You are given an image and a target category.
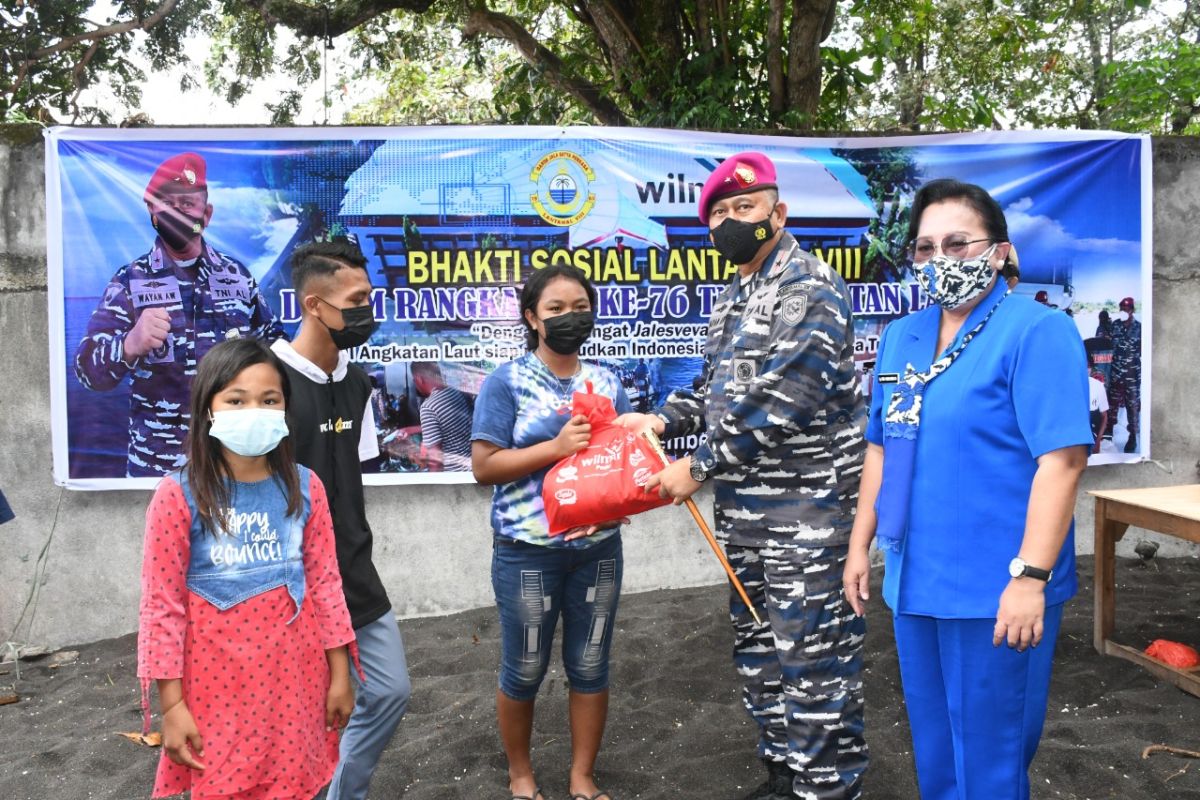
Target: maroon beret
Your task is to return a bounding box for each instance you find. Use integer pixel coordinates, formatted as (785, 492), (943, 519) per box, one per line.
(697, 152), (778, 224)
(144, 153), (207, 202)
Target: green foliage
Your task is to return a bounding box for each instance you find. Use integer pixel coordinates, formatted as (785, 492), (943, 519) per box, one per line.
(832, 147), (921, 281)
(0, 1), (208, 124)
(838, 0), (1197, 133)
(3, 0), (1196, 133)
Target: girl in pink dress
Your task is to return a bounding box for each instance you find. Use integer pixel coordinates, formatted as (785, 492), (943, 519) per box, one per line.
(138, 338), (358, 799)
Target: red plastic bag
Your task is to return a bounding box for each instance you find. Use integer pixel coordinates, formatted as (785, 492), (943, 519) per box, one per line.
(543, 381), (671, 535)
(1144, 639), (1200, 669)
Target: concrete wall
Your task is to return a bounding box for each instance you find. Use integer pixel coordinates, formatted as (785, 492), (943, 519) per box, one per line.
(2, 128), (1197, 650)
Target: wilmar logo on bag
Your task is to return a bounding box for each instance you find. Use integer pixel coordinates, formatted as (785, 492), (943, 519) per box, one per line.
(578, 437), (628, 474)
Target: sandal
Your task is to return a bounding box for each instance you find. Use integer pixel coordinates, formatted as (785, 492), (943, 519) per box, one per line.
(570, 793), (612, 800)
(511, 790), (545, 800)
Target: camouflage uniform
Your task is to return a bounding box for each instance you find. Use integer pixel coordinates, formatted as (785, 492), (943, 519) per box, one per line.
(74, 239), (284, 477)
(657, 231), (867, 799)
(1104, 316), (1141, 441)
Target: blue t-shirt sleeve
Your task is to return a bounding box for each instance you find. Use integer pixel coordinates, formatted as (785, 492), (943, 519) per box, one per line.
(865, 323), (892, 445)
(471, 368), (517, 449)
(1011, 312), (1093, 457)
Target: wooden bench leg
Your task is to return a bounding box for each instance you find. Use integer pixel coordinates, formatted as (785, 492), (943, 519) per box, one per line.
(1093, 497), (1129, 654)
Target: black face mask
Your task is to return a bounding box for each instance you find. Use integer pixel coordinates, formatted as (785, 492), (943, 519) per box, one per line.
(152, 209), (205, 252)
(318, 298), (378, 350)
(710, 212), (775, 265)
(540, 311), (595, 355)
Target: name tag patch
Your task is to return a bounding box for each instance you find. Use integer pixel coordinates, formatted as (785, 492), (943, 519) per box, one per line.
(210, 271), (250, 301)
(130, 276), (182, 308)
(878, 373), (900, 384)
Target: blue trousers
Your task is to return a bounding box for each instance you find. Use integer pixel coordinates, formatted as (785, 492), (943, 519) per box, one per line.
(491, 534), (623, 700)
(327, 612), (412, 800)
(893, 604), (1065, 800)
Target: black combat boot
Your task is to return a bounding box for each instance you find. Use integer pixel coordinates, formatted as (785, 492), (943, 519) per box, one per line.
(1124, 433), (1138, 453)
(737, 759), (793, 800)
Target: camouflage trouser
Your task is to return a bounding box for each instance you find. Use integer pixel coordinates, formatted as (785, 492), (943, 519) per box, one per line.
(1104, 375), (1140, 437)
(728, 543), (868, 800)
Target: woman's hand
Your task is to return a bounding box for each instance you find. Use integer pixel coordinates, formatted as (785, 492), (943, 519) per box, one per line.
(842, 546), (872, 617)
(993, 578), (1046, 651)
(554, 414), (592, 458)
(613, 412), (665, 438)
(326, 674), (355, 732)
(162, 700), (206, 771)
(563, 517), (631, 541)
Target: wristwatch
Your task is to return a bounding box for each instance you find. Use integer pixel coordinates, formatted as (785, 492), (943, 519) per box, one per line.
(1008, 557), (1052, 582)
(689, 455), (712, 483)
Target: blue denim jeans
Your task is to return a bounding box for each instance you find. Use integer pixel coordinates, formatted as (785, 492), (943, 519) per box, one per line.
(326, 612), (411, 800)
(491, 533), (623, 700)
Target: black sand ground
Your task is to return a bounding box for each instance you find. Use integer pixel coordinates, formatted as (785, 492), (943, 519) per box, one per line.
(2, 555), (1198, 800)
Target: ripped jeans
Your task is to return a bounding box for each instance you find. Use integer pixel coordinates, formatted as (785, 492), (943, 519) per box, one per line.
(491, 533), (623, 701)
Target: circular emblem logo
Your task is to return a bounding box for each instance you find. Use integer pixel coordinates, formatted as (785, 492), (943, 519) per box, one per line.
(530, 150), (596, 227)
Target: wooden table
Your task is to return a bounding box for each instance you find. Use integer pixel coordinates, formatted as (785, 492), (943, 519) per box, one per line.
(1091, 485), (1200, 698)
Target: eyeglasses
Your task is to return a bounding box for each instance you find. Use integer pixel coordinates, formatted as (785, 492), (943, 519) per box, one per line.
(907, 236), (993, 263)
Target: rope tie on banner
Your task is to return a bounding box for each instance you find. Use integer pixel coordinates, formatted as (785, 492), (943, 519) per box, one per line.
(322, 5), (335, 125)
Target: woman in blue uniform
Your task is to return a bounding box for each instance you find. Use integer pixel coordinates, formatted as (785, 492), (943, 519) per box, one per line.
(843, 179), (1092, 799)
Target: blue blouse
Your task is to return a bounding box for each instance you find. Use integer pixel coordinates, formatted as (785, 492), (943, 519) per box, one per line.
(867, 280), (1093, 618)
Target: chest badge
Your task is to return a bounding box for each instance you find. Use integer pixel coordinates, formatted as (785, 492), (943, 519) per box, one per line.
(225, 329), (241, 340)
(733, 357), (756, 385)
(781, 293), (808, 325)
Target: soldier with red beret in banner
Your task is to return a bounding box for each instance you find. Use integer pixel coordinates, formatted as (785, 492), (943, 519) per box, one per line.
(618, 152), (868, 799)
(74, 153), (284, 477)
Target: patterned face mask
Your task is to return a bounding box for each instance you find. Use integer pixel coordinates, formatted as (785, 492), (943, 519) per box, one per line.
(912, 244), (998, 310)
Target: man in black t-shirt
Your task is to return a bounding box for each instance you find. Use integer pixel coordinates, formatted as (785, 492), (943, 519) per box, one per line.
(271, 236), (408, 800)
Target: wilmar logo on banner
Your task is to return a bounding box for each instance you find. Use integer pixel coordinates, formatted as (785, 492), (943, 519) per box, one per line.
(44, 127), (1152, 489)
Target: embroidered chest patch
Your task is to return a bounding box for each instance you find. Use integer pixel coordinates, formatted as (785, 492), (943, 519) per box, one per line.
(732, 357), (756, 385)
(780, 291), (808, 325)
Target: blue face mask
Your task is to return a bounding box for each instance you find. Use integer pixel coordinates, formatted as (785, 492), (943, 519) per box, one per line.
(208, 409), (289, 457)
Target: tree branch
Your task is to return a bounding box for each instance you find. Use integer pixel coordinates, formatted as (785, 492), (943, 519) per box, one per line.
(31, 0), (182, 59)
(243, 0), (436, 38)
(464, 7), (630, 125)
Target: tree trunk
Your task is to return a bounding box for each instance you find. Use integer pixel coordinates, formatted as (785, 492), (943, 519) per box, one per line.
(463, 8), (630, 125)
(583, 0), (682, 110)
(767, 0), (786, 118)
(786, 0), (837, 127)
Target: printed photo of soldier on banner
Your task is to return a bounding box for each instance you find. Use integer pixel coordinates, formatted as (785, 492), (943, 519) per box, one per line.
(45, 127), (1151, 489)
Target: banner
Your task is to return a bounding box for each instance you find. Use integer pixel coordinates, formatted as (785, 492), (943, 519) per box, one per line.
(45, 127), (1152, 489)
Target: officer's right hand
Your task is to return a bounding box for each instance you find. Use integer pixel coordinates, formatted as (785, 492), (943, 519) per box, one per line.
(123, 307), (172, 360)
(554, 414), (591, 458)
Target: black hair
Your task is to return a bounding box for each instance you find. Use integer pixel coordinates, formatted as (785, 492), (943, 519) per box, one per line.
(907, 179), (1012, 266)
(290, 238), (369, 296)
(519, 264), (597, 350)
(185, 338), (300, 535)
